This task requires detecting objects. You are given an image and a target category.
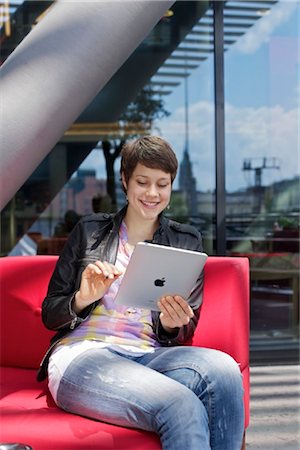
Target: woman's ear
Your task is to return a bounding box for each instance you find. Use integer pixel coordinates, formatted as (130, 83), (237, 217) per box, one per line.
(121, 172), (127, 192)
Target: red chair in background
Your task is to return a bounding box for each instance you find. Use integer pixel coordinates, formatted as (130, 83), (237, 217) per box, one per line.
(0, 255), (249, 450)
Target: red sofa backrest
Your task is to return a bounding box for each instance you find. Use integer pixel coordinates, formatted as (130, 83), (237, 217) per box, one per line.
(193, 256), (249, 372)
(0, 256), (58, 369)
(0, 255), (249, 373)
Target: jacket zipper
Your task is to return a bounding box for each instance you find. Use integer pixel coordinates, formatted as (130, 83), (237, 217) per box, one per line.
(70, 316), (77, 329)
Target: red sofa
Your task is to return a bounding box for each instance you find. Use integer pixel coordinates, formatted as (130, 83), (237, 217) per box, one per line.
(0, 255), (249, 449)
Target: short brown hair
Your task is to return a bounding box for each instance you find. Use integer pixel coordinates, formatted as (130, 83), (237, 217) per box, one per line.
(120, 136), (178, 189)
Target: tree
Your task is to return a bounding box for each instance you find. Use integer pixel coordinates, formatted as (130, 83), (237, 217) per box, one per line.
(101, 86), (170, 210)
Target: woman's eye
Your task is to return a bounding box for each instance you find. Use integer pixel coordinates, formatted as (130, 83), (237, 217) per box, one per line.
(158, 184), (168, 188)
(137, 181), (146, 186)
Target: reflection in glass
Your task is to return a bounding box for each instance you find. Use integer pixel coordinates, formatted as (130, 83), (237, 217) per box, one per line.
(224, 0), (299, 354)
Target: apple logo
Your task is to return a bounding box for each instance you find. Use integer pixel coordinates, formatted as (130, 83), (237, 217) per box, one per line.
(154, 277), (166, 287)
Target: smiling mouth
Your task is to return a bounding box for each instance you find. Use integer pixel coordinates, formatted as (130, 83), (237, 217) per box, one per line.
(140, 200), (159, 208)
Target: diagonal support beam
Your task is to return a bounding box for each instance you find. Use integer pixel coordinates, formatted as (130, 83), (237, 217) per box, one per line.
(0, 0), (174, 210)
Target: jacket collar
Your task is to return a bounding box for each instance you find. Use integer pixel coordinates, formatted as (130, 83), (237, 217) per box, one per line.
(111, 205), (128, 231)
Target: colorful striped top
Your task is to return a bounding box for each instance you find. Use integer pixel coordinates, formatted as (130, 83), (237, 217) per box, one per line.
(58, 222), (160, 352)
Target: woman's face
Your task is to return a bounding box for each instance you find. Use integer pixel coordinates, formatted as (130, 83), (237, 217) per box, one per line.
(122, 163), (172, 222)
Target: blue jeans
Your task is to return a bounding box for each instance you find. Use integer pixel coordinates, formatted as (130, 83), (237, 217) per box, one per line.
(55, 346), (244, 450)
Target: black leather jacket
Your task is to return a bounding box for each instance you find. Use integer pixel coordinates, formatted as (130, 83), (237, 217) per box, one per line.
(37, 206), (204, 381)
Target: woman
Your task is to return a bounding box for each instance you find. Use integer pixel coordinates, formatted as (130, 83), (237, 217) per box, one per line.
(38, 136), (244, 450)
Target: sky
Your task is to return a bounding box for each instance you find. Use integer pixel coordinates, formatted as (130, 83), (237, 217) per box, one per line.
(81, 0), (299, 193)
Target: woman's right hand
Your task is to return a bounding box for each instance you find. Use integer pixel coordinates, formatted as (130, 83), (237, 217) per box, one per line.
(73, 261), (122, 314)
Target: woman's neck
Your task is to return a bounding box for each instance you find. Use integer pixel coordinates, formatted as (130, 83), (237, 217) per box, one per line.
(123, 210), (159, 246)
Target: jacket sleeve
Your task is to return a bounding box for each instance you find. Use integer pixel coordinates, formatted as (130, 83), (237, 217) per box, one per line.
(41, 220), (95, 331)
(153, 226), (204, 345)
(153, 305), (201, 346)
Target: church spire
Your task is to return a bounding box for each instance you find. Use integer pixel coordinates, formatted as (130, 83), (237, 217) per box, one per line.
(179, 147), (197, 216)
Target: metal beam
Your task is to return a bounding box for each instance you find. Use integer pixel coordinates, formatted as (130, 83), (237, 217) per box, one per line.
(175, 47), (213, 53)
(184, 37), (236, 45)
(150, 81), (180, 86)
(224, 5), (273, 13)
(0, 0), (174, 210)
(169, 54), (207, 61)
(213, 0), (226, 255)
(155, 71), (190, 78)
(163, 62), (199, 69)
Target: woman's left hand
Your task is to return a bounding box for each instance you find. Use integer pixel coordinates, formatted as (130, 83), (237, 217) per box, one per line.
(157, 295), (194, 332)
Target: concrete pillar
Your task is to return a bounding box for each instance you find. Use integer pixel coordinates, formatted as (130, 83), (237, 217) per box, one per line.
(0, 0), (174, 210)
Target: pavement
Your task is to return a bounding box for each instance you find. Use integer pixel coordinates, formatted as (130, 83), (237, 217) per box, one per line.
(246, 364), (300, 449)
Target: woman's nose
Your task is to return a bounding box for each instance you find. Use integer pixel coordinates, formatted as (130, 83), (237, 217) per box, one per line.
(147, 185), (158, 196)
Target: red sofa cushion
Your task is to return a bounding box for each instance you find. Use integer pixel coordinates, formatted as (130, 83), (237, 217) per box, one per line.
(0, 367), (161, 449)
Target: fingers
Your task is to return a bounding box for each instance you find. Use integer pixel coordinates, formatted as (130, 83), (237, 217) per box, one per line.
(157, 295), (194, 327)
(96, 261), (122, 279)
(84, 261), (122, 279)
(77, 261), (122, 307)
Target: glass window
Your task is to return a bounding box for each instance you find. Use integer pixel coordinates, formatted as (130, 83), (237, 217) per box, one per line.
(224, 1), (299, 356)
(1, 1), (215, 257)
(1, 0), (299, 364)
(151, 1), (216, 253)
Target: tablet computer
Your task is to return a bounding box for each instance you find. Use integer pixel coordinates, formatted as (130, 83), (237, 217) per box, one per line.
(114, 242), (207, 311)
